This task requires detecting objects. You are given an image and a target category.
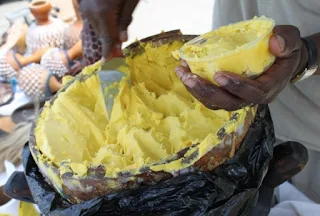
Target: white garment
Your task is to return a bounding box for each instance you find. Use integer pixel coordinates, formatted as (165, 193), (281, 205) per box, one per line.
(212, 0), (320, 204)
(0, 86), (30, 116)
(270, 182), (320, 216)
(213, 0), (320, 152)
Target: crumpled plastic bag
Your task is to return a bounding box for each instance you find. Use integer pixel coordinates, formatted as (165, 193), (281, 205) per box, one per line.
(22, 105), (275, 216)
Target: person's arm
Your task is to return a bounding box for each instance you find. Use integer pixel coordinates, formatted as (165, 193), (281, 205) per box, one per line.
(78, 0), (140, 60)
(67, 40), (82, 60)
(20, 48), (49, 65)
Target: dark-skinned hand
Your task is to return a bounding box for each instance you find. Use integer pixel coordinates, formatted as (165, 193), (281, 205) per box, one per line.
(78, 0), (139, 60)
(175, 25), (309, 111)
(66, 60), (85, 77)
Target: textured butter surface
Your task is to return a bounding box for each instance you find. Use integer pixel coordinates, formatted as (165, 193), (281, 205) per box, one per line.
(179, 16), (276, 83)
(35, 40), (249, 178)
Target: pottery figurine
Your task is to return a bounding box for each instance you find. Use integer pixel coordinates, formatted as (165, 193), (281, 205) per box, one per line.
(25, 1), (68, 56)
(18, 63), (62, 99)
(64, 0), (83, 49)
(41, 41), (83, 78)
(29, 0), (52, 26)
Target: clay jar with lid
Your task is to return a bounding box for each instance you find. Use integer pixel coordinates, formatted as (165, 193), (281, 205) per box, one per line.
(29, 0), (52, 26)
(25, 0), (67, 56)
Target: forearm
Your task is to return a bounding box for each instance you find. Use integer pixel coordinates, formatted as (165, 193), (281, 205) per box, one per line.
(22, 48), (49, 65)
(306, 33), (320, 75)
(67, 41), (82, 60)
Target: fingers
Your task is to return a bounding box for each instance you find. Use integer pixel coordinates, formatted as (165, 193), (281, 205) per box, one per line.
(97, 11), (119, 59)
(213, 25), (304, 104)
(66, 61), (83, 76)
(119, 0), (139, 42)
(175, 65), (247, 111)
(213, 50), (301, 104)
(174, 26), (305, 110)
(214, 72), (268, 104)
(269, 25), (303, 57)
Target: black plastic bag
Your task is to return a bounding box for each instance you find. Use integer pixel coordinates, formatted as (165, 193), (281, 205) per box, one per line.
(22, 105), (275, 216)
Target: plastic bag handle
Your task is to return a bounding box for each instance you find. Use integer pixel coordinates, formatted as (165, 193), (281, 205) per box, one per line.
(252, 141), (309, 216)
(4, 171), (35, 204)
(263, 141), (309, 188)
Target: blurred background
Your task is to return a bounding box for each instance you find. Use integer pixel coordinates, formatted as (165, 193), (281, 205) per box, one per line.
(0, 0), (214, 46)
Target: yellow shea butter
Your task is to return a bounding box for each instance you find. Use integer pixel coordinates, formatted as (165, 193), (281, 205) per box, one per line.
(179, 16), (276, 83)
(35, 39), (248, 178)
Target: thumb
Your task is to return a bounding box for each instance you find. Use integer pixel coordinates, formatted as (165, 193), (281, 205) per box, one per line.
(269, 25), (303, 57)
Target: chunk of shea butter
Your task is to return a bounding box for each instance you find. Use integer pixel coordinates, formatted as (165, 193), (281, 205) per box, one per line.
(178, 16), (276, 84)
(35, 38), (235, 178)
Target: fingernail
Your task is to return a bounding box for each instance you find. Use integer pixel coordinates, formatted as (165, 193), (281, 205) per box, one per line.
(181, 60), (188, 67)
(275, 34), (285, 53)
(116, 43), (122, 49)
(101, 56), (106, 64)
(101, 55), (112, 63)
(184, 77), (197, 88)
(175, 67), (184, 78)
(120, 31), (128, 42)
(214, 74), (229, 86)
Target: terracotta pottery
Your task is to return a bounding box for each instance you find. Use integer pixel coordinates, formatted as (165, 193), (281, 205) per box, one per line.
(18, 63), (51, 99)
(29, 0), (52, 26)
(0, 21), (28, 55)
(41, 41), (82, 78)
(41, 0), (83, 78)
(0, 54), (18, 83)
(24, 12), (68, 56)
(18, 63), (63, 99)
(40, 48), (71, 78)
(72, 0), (81, 21)
(64, 0), (83, 49)
(0, 21), (28, 82)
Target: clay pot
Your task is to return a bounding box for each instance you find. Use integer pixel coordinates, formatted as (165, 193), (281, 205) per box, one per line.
(29, 0), (52, 25)
(0, 21), (28, 55)
(41, 41), (83, 78)
(72, 0), (81, 21)
(18, 63), (62, 99)
(64, 0), (83, 49)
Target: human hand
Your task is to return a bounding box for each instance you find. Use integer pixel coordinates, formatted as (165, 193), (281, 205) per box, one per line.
(65, 60), (85, 77)
(79, 0), (139, 60)
(175, 25), (309, 111)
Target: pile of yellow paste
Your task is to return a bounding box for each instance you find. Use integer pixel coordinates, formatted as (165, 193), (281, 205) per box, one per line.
(181, 16), (275, 59)
(35, 40), (237, 177)
(174, 16), (276, 84)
